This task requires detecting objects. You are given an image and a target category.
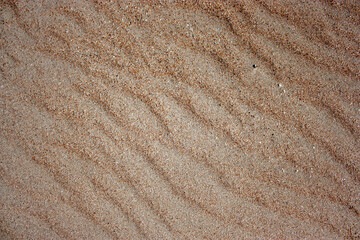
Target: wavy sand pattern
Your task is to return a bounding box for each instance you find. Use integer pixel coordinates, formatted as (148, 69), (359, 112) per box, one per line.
(1, 0), (359, 239)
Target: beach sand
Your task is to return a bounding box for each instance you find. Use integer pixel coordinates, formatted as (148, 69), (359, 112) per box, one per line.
(1, 0), (359, 239)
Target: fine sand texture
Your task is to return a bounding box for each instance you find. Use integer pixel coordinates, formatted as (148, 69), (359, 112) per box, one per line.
(1, 0), (359, 239)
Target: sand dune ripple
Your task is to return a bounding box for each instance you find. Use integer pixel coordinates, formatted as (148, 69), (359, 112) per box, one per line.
(1, 1), (359, 239)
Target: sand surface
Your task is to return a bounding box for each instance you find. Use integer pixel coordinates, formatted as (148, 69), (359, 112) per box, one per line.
(1, 0), (359, 239)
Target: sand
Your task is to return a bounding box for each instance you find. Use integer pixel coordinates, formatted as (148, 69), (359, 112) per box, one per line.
(0, 0), (359, 239)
